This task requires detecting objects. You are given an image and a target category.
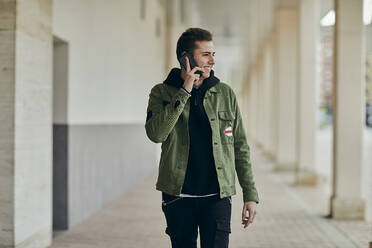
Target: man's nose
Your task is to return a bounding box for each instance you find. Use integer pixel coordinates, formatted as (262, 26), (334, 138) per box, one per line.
(209, 56), (215, 65)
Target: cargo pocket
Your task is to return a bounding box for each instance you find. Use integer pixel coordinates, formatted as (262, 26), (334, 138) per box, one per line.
(161, 194), (181, 239)
(216, 219), (231, 234)
(214, 219), (231, 248)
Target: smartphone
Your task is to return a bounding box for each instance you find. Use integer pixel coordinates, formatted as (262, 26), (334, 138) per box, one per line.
(178, 52), (203, 76)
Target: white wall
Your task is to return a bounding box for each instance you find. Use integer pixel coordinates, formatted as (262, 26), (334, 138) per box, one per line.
(53, 0), (167, 124)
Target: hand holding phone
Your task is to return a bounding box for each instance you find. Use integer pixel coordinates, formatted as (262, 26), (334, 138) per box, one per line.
(178, 52), (203, 76)
(180, 55), (204, 92)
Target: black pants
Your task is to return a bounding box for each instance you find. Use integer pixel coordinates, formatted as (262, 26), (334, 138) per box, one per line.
(161, 192), (232, 248)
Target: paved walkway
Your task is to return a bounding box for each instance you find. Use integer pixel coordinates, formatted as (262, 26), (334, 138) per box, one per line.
(50, 147), (371, 248)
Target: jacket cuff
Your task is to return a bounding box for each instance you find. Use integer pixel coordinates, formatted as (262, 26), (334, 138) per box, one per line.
(181, 86), (192, 96)
(175, 87), (191, 104)
(243, 189), (259, 204)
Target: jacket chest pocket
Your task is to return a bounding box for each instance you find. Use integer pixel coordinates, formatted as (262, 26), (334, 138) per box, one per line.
(218, 111), (235, 144)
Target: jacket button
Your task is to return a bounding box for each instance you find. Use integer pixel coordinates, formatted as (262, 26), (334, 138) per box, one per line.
(211, 118), (215, 121)
(214, 142), (218, 145)
(217, 167), (222, 170)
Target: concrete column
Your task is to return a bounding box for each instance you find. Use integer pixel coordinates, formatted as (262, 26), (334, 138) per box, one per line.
(275, 8), (298, 170)
(256, 59), (265, 148)
(245, 77), (253, 141)
(257, 0), (265, 49)
(270, 30), (279, 161)
(245, 71), (253, 141)
(262, 37), (275, 159)
(241, 81), (250, 134)
(0, 1), (16, 245)
(0, 0), (53, 247)
(248, 67), (259, 143)
(331, 0), (365, 219)
(295, 0), (320, 185)
(248, 0), (258, 63)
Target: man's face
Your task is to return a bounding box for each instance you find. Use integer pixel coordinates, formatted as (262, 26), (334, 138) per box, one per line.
(193, 41), (216, 78)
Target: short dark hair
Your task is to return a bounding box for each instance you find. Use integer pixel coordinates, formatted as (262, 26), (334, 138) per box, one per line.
(176, 28), (213, 59)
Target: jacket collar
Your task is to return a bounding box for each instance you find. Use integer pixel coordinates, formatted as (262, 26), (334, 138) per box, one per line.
(208, 86), (218, 93)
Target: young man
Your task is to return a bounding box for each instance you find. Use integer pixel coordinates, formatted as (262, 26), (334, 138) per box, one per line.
(145, 28), (259, 248)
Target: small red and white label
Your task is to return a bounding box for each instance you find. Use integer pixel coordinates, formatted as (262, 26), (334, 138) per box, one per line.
(224, 126), (233, 137)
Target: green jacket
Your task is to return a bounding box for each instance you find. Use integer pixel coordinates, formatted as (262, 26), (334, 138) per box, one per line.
(145, 81), (259, 203)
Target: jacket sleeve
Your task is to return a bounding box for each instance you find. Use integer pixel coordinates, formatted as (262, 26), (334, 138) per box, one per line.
(145, 84), (191, 143)
(231, 89), (259, 204)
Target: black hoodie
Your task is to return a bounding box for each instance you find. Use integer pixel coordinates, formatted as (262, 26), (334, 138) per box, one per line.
(163, 68), (220, 195)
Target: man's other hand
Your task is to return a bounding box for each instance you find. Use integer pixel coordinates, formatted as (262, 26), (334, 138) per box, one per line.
(242, 201), (257, 228)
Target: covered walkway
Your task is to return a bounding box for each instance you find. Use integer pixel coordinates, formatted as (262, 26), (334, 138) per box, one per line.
(51, 147), (371, 248)
(1, 0), (372, 247)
